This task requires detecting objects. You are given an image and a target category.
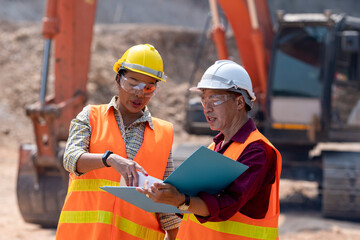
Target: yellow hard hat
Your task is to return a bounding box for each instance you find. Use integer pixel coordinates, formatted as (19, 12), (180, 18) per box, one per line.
(113, 44), (167, 82)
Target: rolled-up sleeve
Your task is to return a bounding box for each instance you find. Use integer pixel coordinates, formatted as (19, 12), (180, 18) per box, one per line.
(63, 105), (91, 176)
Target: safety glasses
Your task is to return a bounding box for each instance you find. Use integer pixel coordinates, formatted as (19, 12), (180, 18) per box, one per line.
(201, 94), (235, 108)
(120, 75), (158, 97)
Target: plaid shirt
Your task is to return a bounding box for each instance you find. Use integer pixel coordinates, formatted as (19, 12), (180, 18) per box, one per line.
(63, 96), (181, 231)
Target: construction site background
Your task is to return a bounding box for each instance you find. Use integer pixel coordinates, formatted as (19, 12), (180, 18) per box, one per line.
(1, 0), (360, 239)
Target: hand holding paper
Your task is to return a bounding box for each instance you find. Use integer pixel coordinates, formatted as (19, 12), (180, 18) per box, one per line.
(120, 172), (162, 187)
(101, 146), (249, 213)
(136, 180), (185, 207)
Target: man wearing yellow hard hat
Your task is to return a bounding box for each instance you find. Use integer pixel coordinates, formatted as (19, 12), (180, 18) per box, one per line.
(56, 44), (181, 240)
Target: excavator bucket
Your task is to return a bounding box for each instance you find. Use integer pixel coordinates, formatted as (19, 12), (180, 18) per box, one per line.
(17, 144), (68, 227)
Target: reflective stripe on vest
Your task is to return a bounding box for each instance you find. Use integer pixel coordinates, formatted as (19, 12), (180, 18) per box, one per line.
(59, 210), (113, 224)
(180, 214), (278, 240)
(56, 105), (173, 240)
(68, 179), (119, 192)
(114, 216), (165, 240)
(177, 129), (282, 240)
(59, 211), (164, 240)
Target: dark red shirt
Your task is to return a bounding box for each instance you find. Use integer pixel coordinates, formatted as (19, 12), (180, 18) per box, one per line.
(196, 118), (277, 223)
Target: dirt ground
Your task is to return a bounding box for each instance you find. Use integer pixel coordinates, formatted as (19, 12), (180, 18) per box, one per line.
(2, 148), (360, 239)
(1, 21), (360, 239)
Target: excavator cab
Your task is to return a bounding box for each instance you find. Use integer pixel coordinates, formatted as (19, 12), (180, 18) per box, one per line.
(185, 6), (360, 220)
(265, 16), (329, 145)
(185, 11), (360, 151)
(265, 13), (360, 145)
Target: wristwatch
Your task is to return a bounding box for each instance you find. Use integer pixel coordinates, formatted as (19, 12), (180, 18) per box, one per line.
(177, 194), (190, 211)
(102, 150), (113, 167)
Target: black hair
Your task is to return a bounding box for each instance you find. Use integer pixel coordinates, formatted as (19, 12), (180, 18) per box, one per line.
(115, 69), (127, 83)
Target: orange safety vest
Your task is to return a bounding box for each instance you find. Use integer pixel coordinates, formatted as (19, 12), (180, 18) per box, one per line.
(56, 105), (174, 240)
(177, 129), (282, 240)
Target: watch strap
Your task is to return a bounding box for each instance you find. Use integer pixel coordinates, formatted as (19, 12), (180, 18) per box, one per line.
(102, 150), (113, 167)
(177, 193), (190, 209)
(183, 194), (190, 206)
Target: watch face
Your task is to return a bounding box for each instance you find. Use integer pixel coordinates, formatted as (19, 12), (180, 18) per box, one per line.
(178, 204), (190, 211)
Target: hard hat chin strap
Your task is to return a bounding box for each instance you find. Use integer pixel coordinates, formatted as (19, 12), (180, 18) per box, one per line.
(121, 62), (167, 81)
(228, 88), (253, 110)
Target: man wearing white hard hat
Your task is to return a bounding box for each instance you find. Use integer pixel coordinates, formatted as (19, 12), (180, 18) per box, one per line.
(138, 60), (282, 240)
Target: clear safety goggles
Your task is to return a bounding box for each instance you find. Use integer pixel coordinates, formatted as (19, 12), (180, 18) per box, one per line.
(201, 94), (235, 108)
(120, 75), (158, 97)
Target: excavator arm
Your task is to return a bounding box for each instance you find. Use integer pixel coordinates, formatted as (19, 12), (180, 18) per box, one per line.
(212, 0), (273, 106)
(185, 0), (273, 134)
(17, 0), (97, 227)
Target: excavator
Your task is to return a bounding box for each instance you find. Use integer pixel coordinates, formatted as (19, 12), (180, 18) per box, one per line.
(16, 0), (360, 228)
(186, 0), (360, 220)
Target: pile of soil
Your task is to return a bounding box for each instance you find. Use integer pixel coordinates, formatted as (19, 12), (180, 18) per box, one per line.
(0, 20), (240, 148)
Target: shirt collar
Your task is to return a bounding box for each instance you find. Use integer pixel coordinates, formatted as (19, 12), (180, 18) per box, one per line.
(213, 118), (256, 144)
(105, 96), (154, 129)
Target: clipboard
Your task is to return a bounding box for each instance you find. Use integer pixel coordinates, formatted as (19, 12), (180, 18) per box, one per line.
(101, 146), (248, 213)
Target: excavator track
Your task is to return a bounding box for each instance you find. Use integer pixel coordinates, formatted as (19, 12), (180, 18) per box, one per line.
(322, 150), (360, 220)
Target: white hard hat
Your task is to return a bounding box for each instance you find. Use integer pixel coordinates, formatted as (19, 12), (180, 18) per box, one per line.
(190, 60), (256, 108)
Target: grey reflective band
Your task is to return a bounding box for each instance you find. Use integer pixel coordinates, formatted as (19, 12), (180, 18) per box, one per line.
(121, 62), (167, 80)
(201, 74), (236, 86)
(202, 74), (236, 87)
